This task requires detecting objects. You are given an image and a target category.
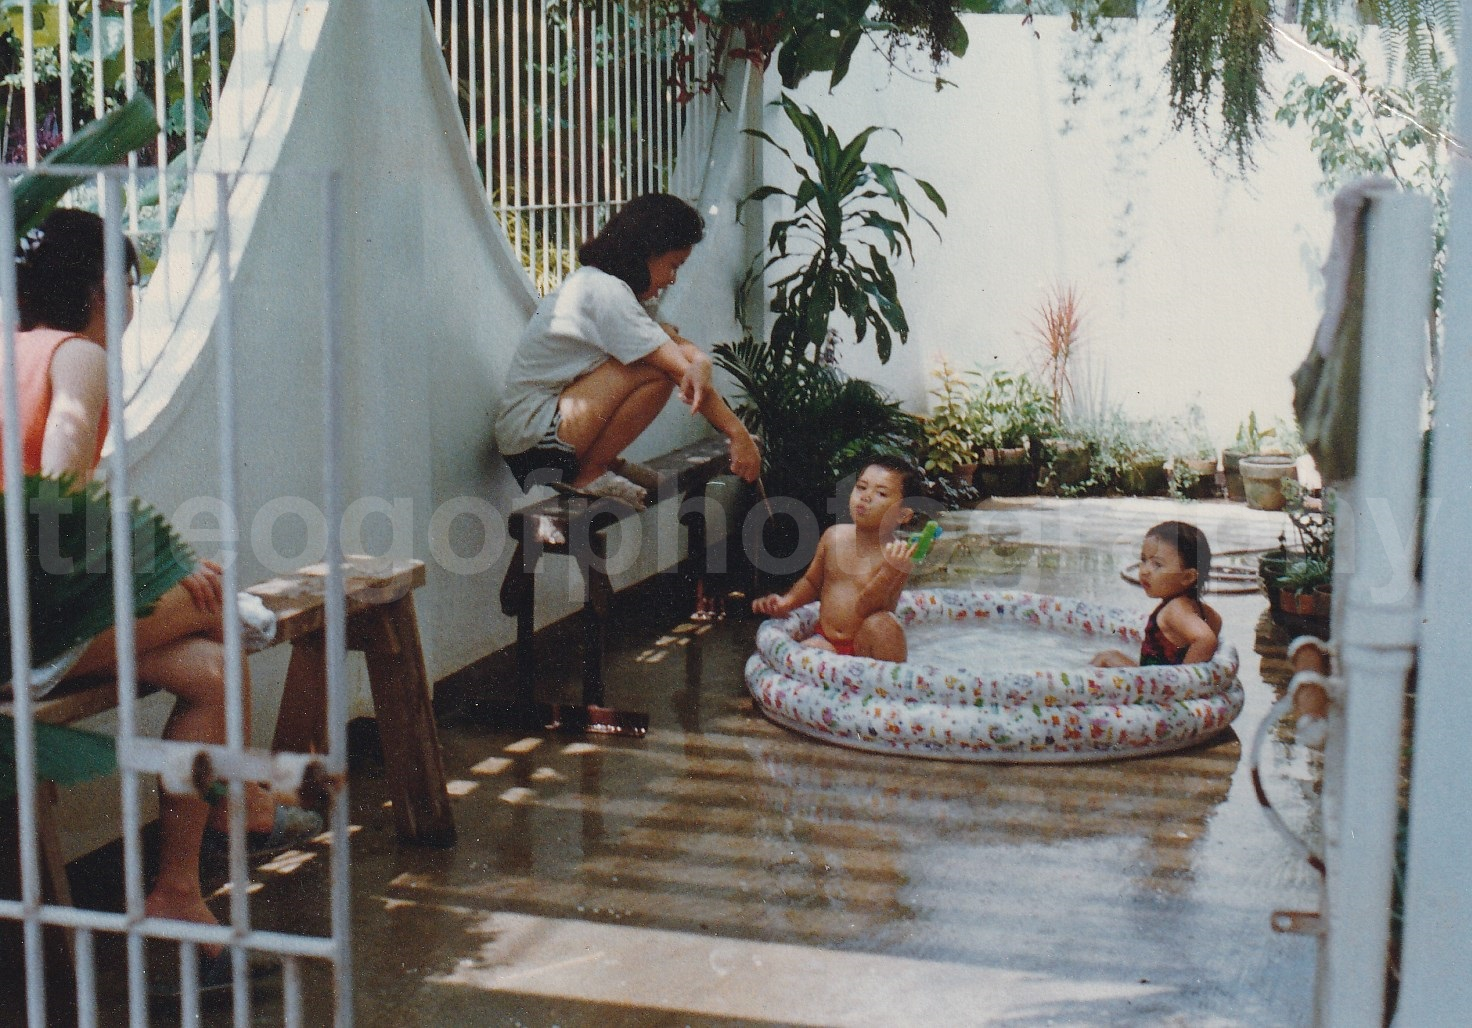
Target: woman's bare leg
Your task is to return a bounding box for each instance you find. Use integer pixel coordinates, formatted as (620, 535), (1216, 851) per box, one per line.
(556, 359), (674, 488)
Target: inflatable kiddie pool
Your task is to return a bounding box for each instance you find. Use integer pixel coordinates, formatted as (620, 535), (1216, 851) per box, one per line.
(745, 589), (1242, 762)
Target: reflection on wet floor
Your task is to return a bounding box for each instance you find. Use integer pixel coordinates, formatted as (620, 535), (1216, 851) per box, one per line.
(71, 498), (1319, 1026)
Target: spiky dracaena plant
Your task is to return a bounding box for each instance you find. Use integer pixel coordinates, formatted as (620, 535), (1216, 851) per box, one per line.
(739, 94), (945, 364)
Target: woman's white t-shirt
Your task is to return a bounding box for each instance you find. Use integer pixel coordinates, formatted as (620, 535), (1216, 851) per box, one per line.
(495, 266), (669, 456)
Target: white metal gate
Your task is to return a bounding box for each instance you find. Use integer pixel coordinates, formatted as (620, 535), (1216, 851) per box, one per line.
(434, 0), (719, 293)
(1, 163), (351, 1026)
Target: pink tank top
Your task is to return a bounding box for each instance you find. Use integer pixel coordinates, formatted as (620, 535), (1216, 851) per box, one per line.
(0, 327), (108, 478)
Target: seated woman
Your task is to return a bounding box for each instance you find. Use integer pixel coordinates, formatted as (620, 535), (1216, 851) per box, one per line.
(494, 193), (760, 513)
(6, 209), (318, 990)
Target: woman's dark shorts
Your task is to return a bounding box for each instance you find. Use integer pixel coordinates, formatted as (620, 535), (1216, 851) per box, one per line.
(503, 414), (579, 492)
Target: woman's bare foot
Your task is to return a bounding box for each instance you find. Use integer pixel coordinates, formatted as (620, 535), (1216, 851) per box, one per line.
(206, 782), (277, 836)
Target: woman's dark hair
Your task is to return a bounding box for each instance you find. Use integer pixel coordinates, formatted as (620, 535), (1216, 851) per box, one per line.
(16, 208), (140, 332)
(1146, 520), (1212, 599)
(578, 193), (704, 296)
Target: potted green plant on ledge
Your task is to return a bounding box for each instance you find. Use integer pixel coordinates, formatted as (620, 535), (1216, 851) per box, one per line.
(972, 370), (1054, 496)
(921, 359), (980, 486)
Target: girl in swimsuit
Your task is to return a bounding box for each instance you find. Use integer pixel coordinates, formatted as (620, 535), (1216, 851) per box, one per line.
(1092, 520), (1222, 668)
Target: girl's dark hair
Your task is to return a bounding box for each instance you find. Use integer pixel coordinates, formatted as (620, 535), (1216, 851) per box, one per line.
(578, 193), (704, 296)
(16, 208), (140, 332)
(1146, 520), (1212, 599)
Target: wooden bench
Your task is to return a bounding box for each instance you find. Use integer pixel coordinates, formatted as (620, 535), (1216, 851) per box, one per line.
(2, 555), (456, 909)
(498, 436), (732, 736)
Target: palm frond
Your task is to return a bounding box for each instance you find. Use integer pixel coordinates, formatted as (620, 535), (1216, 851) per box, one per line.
(1, 475), (196, 684)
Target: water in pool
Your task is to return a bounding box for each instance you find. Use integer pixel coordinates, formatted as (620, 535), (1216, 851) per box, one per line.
(904, 616), (1104, 670)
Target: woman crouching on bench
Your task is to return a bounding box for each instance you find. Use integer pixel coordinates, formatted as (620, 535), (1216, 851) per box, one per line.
(495, 193), (761, 514)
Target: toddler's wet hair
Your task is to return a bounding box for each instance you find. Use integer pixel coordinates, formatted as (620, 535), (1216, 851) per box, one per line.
(1146, 520), (1212, 597)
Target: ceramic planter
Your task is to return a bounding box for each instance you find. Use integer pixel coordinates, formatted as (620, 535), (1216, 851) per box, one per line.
(977, 447), (1035, 496)
(1120, 458), (1169, 497)
(1040, 438), (1091, 494)
(1221, 448), (1248, 501)
(1176, 456), (1220, 499)
(1239, 454), (1298, 511)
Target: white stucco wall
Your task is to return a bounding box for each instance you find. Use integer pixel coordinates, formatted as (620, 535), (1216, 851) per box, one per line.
(765, 15), (1338, 449)
(59, 0), (760, 856)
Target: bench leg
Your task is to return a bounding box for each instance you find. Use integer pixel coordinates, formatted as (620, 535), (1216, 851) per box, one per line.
(498, 540), (539, 712)
(1, 784), (78, 1016)
(272, 634), (328, 755)
(349, 596), (457, 847)
(580, 546), (611, 709)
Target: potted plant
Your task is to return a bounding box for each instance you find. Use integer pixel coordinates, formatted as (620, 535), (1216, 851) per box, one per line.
(971, 370), (1054, 496)
(922, 359), (981, 485)
(1223, 413), (1270, 500)
(738, 95), (945, 364)
(1239, 420), (1304, 511)
(1167, 406), (1220, 499)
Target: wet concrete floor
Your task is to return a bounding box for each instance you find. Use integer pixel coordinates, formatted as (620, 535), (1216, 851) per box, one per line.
(61, 497), (1320, 1025)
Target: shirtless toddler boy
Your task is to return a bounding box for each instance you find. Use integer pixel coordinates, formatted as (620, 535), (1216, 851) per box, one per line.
(752, 455), (922, 662)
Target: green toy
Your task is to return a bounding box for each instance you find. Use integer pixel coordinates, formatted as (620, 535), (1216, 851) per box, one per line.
(908, 521), (942, 562)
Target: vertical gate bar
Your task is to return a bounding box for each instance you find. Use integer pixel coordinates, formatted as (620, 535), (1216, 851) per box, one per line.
(0, 166), (47, 1028)
(99, 173), (149, 1028)
(511, 0), (523, 257)
(210, 0), (222, 116)
(92, 0), (105, 118)
(578, 3), (590, 244)
(123, 1), (139, 234)
(283, 956), (303, 1028)
(59, 0), (73, 139)
(75, 928), (98, 1027)
(178, 942), (199, 1026)
(1395, 11), (1472, 1016)
(449, 0), (459, 110)
(433, 0), (442, 40)
(537, 3), (549, 286)
(467, 0), (478, 159)
(553, 8), (564, 277)
(497, 0), (508, 208)
(639, 10), (650, 196)
(20, 1), (36, 164)
(183, 0), (197, 171)
(600, 0), (612, 224)
(211, 171), (252, 1027)
(482, 0), (492, 190)
(321, 172), (354, 1028)
(615, 2), (627, 206)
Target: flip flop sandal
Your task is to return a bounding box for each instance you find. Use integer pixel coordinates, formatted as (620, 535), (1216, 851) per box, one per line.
(202, 804), (325, 863)
(609, 457), (663, 493)
(549, 472), (648, 511)
(149, 948), (279, 1002)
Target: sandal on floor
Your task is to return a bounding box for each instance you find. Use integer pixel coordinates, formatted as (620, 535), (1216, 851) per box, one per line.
(150, 947), (280, 1002)
(202, 804), (325, 863)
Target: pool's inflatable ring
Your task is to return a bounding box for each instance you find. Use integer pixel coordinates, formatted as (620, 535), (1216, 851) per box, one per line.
(745, 589), (1242, 762)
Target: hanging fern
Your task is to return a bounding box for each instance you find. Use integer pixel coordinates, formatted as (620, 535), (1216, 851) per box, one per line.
(1167, 0), (1278, 168)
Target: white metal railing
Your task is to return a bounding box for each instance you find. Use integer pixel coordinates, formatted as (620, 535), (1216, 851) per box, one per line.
(435, 0), (718, 294)
(4, 1), (256, 391)
(1, 165), (349, 1026)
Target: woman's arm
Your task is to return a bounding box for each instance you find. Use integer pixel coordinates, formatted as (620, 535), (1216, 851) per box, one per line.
(40, 338), (107, 480)
(640, 339), (761, 481)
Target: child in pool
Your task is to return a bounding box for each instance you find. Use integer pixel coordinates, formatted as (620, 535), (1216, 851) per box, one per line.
(1092, 520), (1222, 667)
(751, 455), (921, 662)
